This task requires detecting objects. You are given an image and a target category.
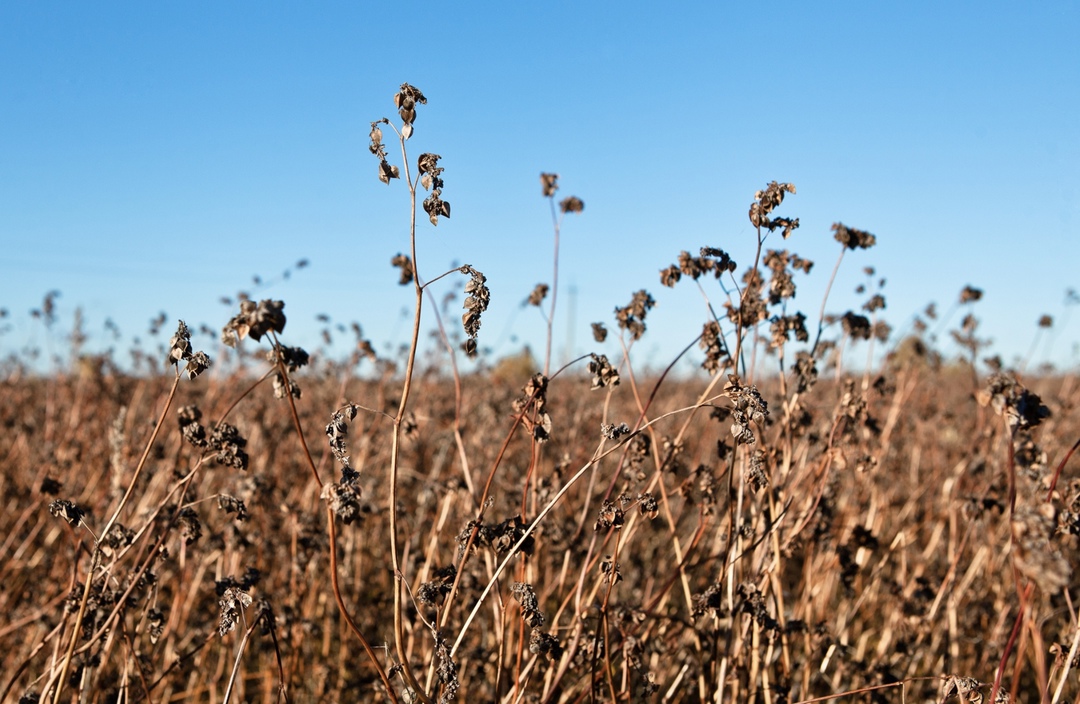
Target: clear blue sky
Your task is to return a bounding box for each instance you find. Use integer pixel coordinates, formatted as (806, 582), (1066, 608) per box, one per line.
(2, 2), (1077, 374)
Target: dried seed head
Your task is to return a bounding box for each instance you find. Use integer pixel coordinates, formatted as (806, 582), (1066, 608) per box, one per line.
(559, 196), (584, 214)
(976, 373), (1051, 431)
(724, 375), (769, 445)
(700, 321), (727, 374)
(540, 172), (559, 197)
(167, 320), (193, 366)
(840, 311), (873, 340)
(588, 353), (619, 389)
(392, 254), (414, 285)
(959, 285), (983, 304)
(460, 265), (490, 357)
(417, 565), (457, 606)
(320, 479), (364, 525)
(218, 586), (252, 636)
(831, 222), (876, 250)
(614, 290), (656, 341)
(599, 555), (622, 584)
(527, 283), (549, 307)
(749, 182), (799, 237)
(601, 422), (631, 440)
(209, 422), (249, 470)
(49, 499), (85, 527)
(221, 299), (286, 346)
(595, 499), (625, 531)
(511, 582), (545, 628)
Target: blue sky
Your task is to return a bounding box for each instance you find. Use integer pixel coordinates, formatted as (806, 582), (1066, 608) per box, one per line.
(1, 2), (1077, 375)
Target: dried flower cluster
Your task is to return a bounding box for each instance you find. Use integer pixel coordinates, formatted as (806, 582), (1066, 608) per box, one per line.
(221, 299), (286, 346)
(587, 352), (619, 389)
(977, 373), (1051, 430)
(724, 375), (769, 445)
(460, 265), (490, 357)
(748, 181), (799, 237)
(167, 320), (211, 378)
(831, 222), (877, 250)
(614, 289), (656, 340)
(419, 152), (451, 226)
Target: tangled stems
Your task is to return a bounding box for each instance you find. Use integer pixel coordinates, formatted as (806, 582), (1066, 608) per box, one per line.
(271, 344), (397, 701)
(49, 371), (182, 704)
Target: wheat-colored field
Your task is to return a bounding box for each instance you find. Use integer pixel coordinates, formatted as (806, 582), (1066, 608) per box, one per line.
(2, 84), (1078, 704)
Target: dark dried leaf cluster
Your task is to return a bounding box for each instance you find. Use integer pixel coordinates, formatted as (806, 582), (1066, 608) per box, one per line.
(724, 269), (768, 330)
(725, 375), (769, 445)
(167, 320), (211, 378)
(209, 422), (249, 470)
(458, 515), (534, 557)
(960, 285), (984, 304)
(763, 249), (812, 304)
(511, 582), (544, 628)
(748, 181), (799, 238)
(587, 353), (619, 390)
(221, 299), (286, 347)
(840, 311), (872, 340)
(324, 405), (363, 522)
(49, 499), (85, 527)
(745, 449), (769, 492)
(177, 507), (202, 545)
(217, 494), (249, 521)
(267, 344), (309, 373)
(433, 630), (459, 704)
(218, 586), (252, 637)
(369, 120), (400, 185)
(769, 312), (809, 348)
(392, 253), (414, 285)
(460, 265), (490, 357)
(267, 344), (308, 399)
(601, 422), (631, 440)
(831, 222), (876, 250)
(530, 628), (563, 661)
(419, 153), (451, 226)
(540, 172), (558, 197)
(977, 373), (1051, 431)
(513, 373), (552, 441)
(559, 196), (584, 214)
(527, 283), (549, 307)
(614, 289), (655, 340)
(595, 498), (625, 531)
(590, 322), (608, 342)
(792, 350), (819, 394)
(417, 565), (457, 607)
(100, 523), (134, 556)
(700, 320), (727, 374)
(394, 82), (427, 139)
(599, 555), (622, 584)
(178, 405), (207, 448)
(660, 248), (737, 288)
(320, 480), (363, 525)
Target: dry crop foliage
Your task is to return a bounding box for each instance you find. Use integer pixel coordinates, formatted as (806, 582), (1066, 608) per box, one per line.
(1, 83), (1079, 704)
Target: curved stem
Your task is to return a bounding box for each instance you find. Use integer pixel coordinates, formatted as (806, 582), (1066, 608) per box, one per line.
(809, 247), (846, 359)
(387, 132), (432, 704)
(271, 344), (395, 699)
(544, 196), (561, 376)
(327, 505), (398, 702)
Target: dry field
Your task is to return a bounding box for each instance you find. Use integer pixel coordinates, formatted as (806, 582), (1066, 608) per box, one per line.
(2, 85), (1079, 704)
